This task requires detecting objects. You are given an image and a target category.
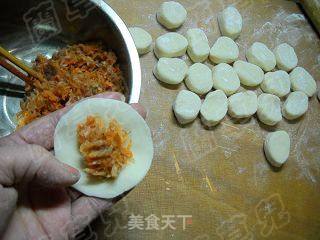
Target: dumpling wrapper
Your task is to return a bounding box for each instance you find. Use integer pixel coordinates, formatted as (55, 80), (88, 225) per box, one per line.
(54, 98), (154, 199)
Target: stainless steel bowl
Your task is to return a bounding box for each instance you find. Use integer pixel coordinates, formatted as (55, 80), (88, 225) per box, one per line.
(0, 0), (141, 137)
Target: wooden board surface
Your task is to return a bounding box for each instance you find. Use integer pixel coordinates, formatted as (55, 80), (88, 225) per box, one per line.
(92, 1), (320, 239)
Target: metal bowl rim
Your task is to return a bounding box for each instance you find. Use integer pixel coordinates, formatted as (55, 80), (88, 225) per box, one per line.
(91, 0), (141, 103)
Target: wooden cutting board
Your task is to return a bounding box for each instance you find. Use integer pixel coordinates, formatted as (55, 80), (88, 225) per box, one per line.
(92, 1), (320, 239)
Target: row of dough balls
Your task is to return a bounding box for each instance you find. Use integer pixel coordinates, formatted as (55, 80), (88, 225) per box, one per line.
(173, 89), (309, 127)
(154, 56), (316, 96)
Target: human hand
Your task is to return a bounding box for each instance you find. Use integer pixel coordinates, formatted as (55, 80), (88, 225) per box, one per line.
(0, 92), (146, 240)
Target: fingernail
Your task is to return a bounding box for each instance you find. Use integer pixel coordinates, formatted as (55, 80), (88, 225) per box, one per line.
(65, 165), (80, 180)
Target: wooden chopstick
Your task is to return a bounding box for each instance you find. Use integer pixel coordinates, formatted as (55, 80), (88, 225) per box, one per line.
(0, 46), (44, 82)
(0, 57), (33, 85)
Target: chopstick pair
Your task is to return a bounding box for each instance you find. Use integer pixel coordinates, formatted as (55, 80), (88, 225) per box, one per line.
(0, 46), (44, 86)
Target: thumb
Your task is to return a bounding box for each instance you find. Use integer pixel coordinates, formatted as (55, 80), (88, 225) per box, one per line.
(0, 145), (80, 188)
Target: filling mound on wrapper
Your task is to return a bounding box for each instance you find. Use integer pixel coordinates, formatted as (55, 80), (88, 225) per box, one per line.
(77, 116), (133, 178)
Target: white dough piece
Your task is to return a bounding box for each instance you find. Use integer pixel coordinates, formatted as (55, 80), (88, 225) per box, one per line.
(185, 63), (213, 95)
(282, 91), (308, 120)
(274, 43), (298, 72)
(289, 67), (317, 97)
(200, 90), (228, 127)
(186, 28), (210, 62)
(154, 32), (188, 58)
(173, 90), (202, 124)
(264, 131), (290, 167)
(218, 6), (242, 40)
(154, 58), (188, 85)
(209, 36), (239, 64)
(212, 63), (240, 96)
(257, 93), (282, 126)
(233, 60), (264, 87)
(261, 70), (291, 98)
(129, 27), (153, 55)
(54, 99), (154, 199)
(228, 91), (258, 118)
(157, 1), (187, 29)
(246, 42), (276, 72)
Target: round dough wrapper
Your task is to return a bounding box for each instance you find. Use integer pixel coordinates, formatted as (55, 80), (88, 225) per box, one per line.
(261, 70), (291, 98)
(54, 99), (154, 199)
(173, 90), (202, 125)
(218, 6), (242, 40)
(273, 43), (298, 72)
(282, 91), (308, 120)
(154, 32), (188, 58)
(228, 91), (258, 118)
(212, 63), (240, 96)
(246, 42), (276, 72)
(186, 28), (210, 63)
(289, 67), (317, 97)
(257, 93), (282, 126)
(209, 36), (239, 64)
(157, 1), (187, 29)
(200, 90), (228, 127)
(233, 60), (264, 87)
(154, 58), (188, 85)
(129, 27), (153, 55)
(185, 63), (213, 95)
(264, 131), (290, 167)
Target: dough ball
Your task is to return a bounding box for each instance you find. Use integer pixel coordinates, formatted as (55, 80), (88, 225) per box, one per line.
(289, 67), (317, 97)
(209, 36), (239, 64)
(233, 60), (264, 87)
(173, 90), (202, 124)
(185, 63), (213, 95)
(264, 131), (290, 167)
(212, 63), (240, 96)
(246, 42), (276, 72)
(54, 99), (154, 199)
(186, 28), (210, 63)
(157, 1), (187, 29)
(257, 93), (282, 126)
(282, 91), (308, 120)
(154, 58), (188, 85)
(129, 27), (153, 55)
(261, 70), (291, 98)
(200, 90), (228, 127)
(218, 6), (242, 40)
(274, 43), (298, 72)
(228, 91), (258, 118)
(154, 32), (188, 58)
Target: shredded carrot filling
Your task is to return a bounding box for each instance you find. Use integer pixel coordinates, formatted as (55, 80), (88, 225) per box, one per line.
(77, 116), (133, 178)
(17, 43), (125, 127)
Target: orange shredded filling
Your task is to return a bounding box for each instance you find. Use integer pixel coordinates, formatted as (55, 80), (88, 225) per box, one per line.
(17, 43), (125, 127)
(77, 116), (133, 178)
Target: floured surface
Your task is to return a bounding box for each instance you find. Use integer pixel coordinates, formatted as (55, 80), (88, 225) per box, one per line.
(93, 1), (320, 239)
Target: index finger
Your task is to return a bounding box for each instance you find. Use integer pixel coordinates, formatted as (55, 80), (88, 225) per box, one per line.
(0, 92), (124, 149)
